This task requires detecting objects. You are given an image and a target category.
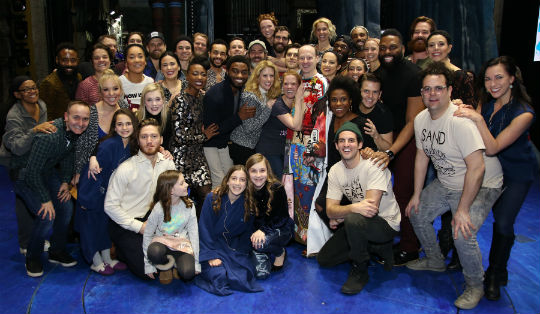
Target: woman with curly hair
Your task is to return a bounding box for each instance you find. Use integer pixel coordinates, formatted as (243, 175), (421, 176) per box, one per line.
(258, 12), (278, 57)
(195, 165), (262, 295)
(310, 17), (337, 58)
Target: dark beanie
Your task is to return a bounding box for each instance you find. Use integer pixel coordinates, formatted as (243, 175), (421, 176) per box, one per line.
(334, 121), (363, 143)
(10, 75), (32, 96)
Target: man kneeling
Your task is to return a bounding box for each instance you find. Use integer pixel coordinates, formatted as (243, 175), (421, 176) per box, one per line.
(317, 122), (400, 294)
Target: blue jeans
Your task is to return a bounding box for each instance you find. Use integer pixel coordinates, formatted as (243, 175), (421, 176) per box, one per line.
(410, 179), (501, 287)
(14, 171), (73, 259)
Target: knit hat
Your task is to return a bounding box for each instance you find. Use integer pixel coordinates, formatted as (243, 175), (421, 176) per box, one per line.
(334, 121), (363, 143)
(248, 39), (267, 52)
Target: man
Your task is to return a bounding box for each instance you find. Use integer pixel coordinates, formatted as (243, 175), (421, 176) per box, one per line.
(104, 118), (176, 279)
(268, 26), (290, 75)
(406, 62), (503, 310)
(78, 34), (119, 79)
(193, 32), (209, 56)
(317, 122), (400, 294)
(12, 100), (91, 277)
(206, 39), (228, 90)
(228, 37), (246, 57)
(350, 25), (368, 58)
(333, 35), (354, 71)
(406, 16), (437, 68)
(144, 31), (166, 80)
(202, 55), (256, 187)
(284, 43), (300, 72)
(40, 42), (81, 121)
(247, 39), (267, 70)
(373, 29), (425, 265)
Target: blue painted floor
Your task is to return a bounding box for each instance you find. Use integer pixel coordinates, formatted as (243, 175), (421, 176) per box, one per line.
(1, 165), (539, 314)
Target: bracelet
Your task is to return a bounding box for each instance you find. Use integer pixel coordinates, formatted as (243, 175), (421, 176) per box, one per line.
(384, 150), (395, 160)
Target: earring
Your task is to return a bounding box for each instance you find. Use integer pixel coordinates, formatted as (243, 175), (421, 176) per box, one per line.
(510, 84), (513, 89)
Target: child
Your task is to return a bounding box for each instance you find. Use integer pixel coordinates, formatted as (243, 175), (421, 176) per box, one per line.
(194, 165), (263, 295)
(76, 109), (137, 274)
(143, 170), (200, 284)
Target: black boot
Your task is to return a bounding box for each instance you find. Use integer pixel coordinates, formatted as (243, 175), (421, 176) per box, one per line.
(485, 227), (515, 301)
(341, 261), (369, 295)
(438, 211), (454, 258)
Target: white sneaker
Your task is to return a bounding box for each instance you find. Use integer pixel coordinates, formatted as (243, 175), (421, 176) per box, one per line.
(454, 285), (484, 309)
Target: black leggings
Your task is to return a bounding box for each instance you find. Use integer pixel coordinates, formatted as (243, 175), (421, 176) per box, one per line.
(147, 242), (196, 281)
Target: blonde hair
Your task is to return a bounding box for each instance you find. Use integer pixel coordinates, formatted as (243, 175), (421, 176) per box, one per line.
(98, 69), (124, 98)
(244, 61), (281, 100)
(310, 17), (337, 43)
(137, 83), (168, 133)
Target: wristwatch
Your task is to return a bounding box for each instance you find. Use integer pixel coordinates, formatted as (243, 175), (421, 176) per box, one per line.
(384, 149), (395, 160)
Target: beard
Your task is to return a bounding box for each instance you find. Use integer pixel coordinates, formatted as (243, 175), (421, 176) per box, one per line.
(57, 64), (77, 78)
(408, 38), (427, 53)
(210, 57), (224, 68)
(379, 52), (404, 70)
(274, 43), (285, 53)
(139, 143), (160, 156)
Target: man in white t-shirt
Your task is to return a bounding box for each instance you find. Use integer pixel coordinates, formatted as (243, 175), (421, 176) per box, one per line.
(317, 122), (400, 295)
(406, 62), (503, 310)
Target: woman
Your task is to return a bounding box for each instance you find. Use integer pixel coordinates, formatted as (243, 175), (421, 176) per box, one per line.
(195, 165), (262, 296)
(364, 38), (380, 73)
(136, 83), (172, 150)
(158, 51), (184, 103)
(454, 56), (536, 301)
(257, 13), (278, 57)
(346, 58), (368, 83)
(119, 44), (154, 110)
(76, 43), (113, 106)
(173, 36), (193, 80)
(115, 32), (145, 74)
(256, 71), (304, 177)
(247, 154), (294, 279)
(76, 109), (136, 274)
(170, 56), (217, 217)
(75, 69), (129, 184)
(320, 51), (341, 83)
(310, 17), (336, 58)
(229, 60), (279, 165)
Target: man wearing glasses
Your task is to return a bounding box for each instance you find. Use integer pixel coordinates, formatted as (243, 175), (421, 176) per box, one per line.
(405, 62), (503, 310)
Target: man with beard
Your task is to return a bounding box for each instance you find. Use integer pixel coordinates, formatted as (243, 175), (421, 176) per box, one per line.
(104, 118), (176, 279)
(12, 101), (91, 277)
(333, 35), (354, 73)
(350, 26), (369, 58)
(202, 56), (256, 188)
(268, 26), (290, 76)
(406, 16), (437, 68)
(247, 40), (267, 70)
(144, 31), (166, 80)
(39, 42), (82, 121)
(206, 39), (228, 90)
(373, 29), (424, 266)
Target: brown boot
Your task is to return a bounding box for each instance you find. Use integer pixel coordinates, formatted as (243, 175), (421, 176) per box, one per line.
(159, 269), (173, 284)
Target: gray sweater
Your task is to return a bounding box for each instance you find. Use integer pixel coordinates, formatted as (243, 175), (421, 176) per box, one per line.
(230, 91), (272, 149)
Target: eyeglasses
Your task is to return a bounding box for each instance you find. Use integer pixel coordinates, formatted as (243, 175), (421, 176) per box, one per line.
(18, 86), (38, 93)
(420, 86), (447, 95)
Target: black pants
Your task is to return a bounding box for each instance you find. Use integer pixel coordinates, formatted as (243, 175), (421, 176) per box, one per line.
(108, 221), (147, 280)
(317, 213), (396, 267)
(228, 142), (255, 166)
(147, 242), (195, 280)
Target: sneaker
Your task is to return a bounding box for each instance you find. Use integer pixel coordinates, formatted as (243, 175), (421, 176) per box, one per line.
(26, 257), (44, 277)
(90, 263), (114, 276)
(394, 250), (419, 266)
(108, 260), (127, 271)
(48, 251), (77, 267)
(20, 240), (51, 256)
(454, 285), (484, 309)
(341, 262), (369, 295)
(159, 269), (173, 284)
(406, 257), (446, 272)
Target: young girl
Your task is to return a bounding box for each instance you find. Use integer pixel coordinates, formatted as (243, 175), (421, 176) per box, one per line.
(143, 170), (200, 284)
(247, 154), (294, 279)
(194, 165), (262, 296)
(76, 108), (137, 275)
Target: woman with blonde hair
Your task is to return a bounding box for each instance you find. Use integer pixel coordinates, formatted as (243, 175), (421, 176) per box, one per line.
(310, 17), (337, 57)
(229, 60), (279, 165)
(136, 83), (172, 150)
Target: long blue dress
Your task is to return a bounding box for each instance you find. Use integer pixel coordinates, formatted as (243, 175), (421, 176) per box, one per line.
(194, 192), (262, 296)
(75, 135), (131, 264)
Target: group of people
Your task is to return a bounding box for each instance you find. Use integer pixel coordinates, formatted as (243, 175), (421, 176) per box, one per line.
(0, 12), (536, 309)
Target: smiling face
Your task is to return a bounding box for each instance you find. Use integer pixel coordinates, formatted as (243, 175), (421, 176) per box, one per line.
(258, 67), (275, 91)
(160, 55), (180, 80)
(282, 74), (300, 101)
(248, 44), (266, 66)
(210, 44), (227, 68)
(186, 64), (207, 91)
(227, 62), (249, 90)
(64, 104), (90, 135)
(351, 28), (368, 49)
(336, 130), (361, 162)
(273, 30), (289, 53)
(100, 78), (122, 106)
(333, 40), (350, 60)
(227, 169), (247, 197)
(171, 173), (189, 197)
(138, 125), (162, 156)
(193, 35), (208, 56)
(229, 39), (246, 56)
(175, 40), (193, 62)
(316, 22), (330, 43)
(321, 52), (340, 78)
(412, 22), (431, 40)
(421, 74), (452, 116)
(91, 48), (111, 73)
(360, 80), (382, 110)
(298, 45), (318, 77)
(147, 38), (166, 60)
(329, 89), (352, 118)
(259, 19), (275, 41)
(114, 113), (134, 139)
(364, 40), (379, 63)
(14, 80), (39, 106)
(126, 46), (146, 74)
(379, 35), (403, 68)
(285, 47), (299, 70)
(101, 37), (118, 56)
(427, 35), (452, 62)
(347, 59), (366, 82)
(248, 161), (268, 190)
(484, 63), (515, 102)
(56, 49), (79, 76)
(143, 90), (164, 115)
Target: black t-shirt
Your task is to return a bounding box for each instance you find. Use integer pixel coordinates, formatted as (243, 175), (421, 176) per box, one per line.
(374, 60), (421, 132)
(357, 101), (394, 149)
(256, 96), (291, 156)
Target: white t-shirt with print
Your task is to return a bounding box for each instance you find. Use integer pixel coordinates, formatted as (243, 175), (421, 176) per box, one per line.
(119, 75), (154, 109)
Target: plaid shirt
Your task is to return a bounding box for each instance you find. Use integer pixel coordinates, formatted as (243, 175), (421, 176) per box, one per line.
(12, 118), (79, 203)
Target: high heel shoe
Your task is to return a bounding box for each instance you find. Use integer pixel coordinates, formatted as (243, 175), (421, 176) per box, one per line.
(271, 249), (287, 272)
